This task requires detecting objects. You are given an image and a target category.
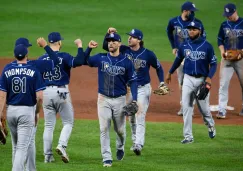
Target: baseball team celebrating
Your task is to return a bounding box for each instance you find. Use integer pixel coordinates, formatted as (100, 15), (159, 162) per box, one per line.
(0, 1), (242, 170)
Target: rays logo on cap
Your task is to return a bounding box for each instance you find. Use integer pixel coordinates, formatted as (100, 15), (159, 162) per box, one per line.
(50, 40), (54, 43)
(110, 33), (114, 37)
(192, 4), (196, 7)
(225, 8), (229, 12)
(131, 29), (135, 34)
(19, 54), (22, 56)
(191, 22), (195, 26)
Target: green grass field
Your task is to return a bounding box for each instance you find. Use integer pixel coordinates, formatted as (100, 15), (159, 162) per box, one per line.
(0, 0), (241, 60)
(0, 119), (243, 171)
(1, 0), (243, 170)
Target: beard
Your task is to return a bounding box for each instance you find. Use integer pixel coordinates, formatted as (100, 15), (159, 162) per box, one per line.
(189, 33), (200, 40)
(185, 11), (195, 20)
(108, 46), (118, 53)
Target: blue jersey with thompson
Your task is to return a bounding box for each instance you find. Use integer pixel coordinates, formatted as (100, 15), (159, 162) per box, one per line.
(0, 63), (46, 106)
(119, 46), (164, 86)
(166, 16), (206, 49)
(217, 17), (243, 50)
(87, 53), (136, 97)
(38, 48), (83, 86)
(169, 37), (217, 78)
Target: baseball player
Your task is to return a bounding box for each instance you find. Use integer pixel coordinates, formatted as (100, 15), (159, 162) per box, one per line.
(85, 33), (138, 167)
(0, 44), (45, 171)
(38, 32), (86, 163)
(166, 1), (206, 116)
(103, 28), (168, 155)
(216, 3), (243, 119)
(166, 21), (217, 144)
(14, 37), (59, 171)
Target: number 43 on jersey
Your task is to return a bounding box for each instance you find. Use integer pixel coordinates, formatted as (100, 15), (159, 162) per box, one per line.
(43, 66), (62, 81)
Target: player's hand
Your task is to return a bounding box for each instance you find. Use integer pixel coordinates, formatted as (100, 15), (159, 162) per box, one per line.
(37, 37), (47, 48)
(35, 113), (39, 127)
(88, 40), (98, 48)
(107, 27), (117, 34)
(172, 49), (178, 56)
(220, 51), (226, 59)
(205, 77), (212, 85)
(74, 39), (82, 48)
(165, 73), (172, 84)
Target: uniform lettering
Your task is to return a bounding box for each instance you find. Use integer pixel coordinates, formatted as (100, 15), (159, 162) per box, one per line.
(184, 49), (206, 61)
(101, 62), (125, 76)
(174, 26), (189, 39)
(223, 28), (243, 38)
(125, 54), (146, 70)
(4, 68), (35, 78)
(43, 56), (63, 64)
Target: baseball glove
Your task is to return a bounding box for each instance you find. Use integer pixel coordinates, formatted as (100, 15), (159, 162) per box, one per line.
(195, 81), (211, 100)
(122, 102), (138, 116)
(153, 82), (170, 95)
(225, 50), (243, 61)
(0, 116), (8, 145)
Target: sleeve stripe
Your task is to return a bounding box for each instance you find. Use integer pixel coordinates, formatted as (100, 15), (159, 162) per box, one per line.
(0, 88), (7, 92)
(217, 37), (223, 40)
(36, 87), (46, 92)
(71, 58), (74, 68)
(128, 77), (137, 82)
(210, 61), (217, 64)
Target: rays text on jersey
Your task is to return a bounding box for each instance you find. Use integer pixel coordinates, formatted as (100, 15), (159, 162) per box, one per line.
(101, 61), (125, 76)
(184, 49), (206, 61)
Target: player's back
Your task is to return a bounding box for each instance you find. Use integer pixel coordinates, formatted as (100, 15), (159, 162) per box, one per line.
(0, 63), (45, 106)
(38, 51), (75, 86)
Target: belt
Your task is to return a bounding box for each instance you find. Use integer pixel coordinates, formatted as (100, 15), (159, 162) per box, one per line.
(138, 83), (150, 88)
(188, 74), (204, 78)
(47, 85), (66, 88)
(100, 93), (126, 99)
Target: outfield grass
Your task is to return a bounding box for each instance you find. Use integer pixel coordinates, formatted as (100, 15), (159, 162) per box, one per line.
(0, 0), (241, 60)
(0, 119), (242, 171)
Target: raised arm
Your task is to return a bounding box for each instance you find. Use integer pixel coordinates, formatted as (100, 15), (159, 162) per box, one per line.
(37, 37), (59, 65)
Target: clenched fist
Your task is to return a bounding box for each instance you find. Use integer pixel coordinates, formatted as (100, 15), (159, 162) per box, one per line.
(74, 39), (82, 48)
(88, 40), (98, 49)
(107, 27), (117, 34)
(37, 37), (47, 48)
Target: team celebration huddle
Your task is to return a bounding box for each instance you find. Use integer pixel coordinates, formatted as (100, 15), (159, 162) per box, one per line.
(0, 1), (242, 170)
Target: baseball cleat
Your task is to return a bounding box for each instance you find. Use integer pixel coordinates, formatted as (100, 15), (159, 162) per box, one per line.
(177, 107), (183, 116)
(56, 145), (69, 163)
(103, 160), (112, 167)
(116, 150), (125, 161)
(44, 155), (55, 163)
(208, 127), (216, 139)
(133, 144), (142, 156)
(216, 112), (226, 119)
(181, 138), (194, 144)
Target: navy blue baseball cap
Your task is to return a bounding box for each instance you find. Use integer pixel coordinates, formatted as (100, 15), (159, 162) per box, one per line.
(223, 3), (236, 17)
(15, 38), (32, 47)
(186, 21), (202, 30)
(105, 33), (121, 42)
(126, 29), (143, 40)
(181, 1), (198, 11)
(48, 32), (64, 43)
(14, 44), (28, 58)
